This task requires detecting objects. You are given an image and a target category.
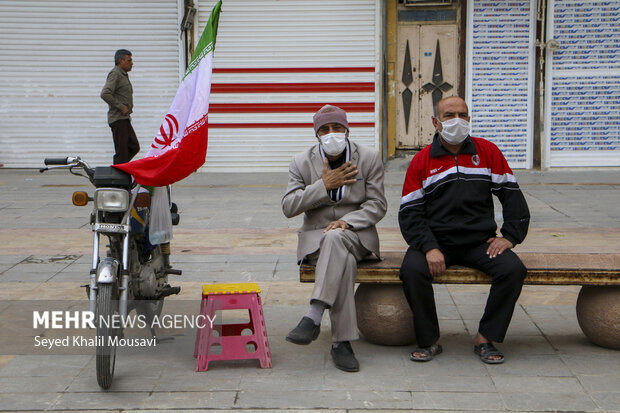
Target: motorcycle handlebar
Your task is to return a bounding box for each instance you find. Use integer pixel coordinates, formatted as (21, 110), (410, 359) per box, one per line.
(44, 157), (69, 165)
(40, 156), (95, 182)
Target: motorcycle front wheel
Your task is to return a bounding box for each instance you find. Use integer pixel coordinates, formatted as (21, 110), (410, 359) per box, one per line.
(96, 283), (118, 389)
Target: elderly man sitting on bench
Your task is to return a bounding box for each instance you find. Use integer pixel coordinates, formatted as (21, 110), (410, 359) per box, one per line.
(398, 96), (530, 364)
(282, 105), (387, 372)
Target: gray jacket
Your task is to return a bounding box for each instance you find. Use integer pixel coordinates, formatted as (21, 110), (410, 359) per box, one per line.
(100, 66), (133, 125)
(282, 141), (387, 262)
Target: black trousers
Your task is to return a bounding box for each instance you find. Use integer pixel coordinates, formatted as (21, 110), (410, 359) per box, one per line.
(110, 119), (140, 164)
(400, 242), (527, 347)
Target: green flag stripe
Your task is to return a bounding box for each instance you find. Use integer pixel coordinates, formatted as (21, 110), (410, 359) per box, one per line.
(184, 0), (222, 79)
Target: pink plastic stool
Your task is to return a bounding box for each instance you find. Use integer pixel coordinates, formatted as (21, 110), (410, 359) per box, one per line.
(194, 283), (272, 371)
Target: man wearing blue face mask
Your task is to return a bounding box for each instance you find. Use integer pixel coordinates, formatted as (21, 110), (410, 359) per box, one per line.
(398, 96), (530, 365)
(282, 104), (387, 372)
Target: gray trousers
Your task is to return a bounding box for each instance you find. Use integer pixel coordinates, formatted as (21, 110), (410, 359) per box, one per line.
(306, 229), (369, 342)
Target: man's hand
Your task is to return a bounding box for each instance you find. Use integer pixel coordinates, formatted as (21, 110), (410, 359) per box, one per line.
(486, 237), (513, 259)
(121, 106), (130, 116)
(322, 158), (358, 190)
(323, 220), (350, 233)
(426, 248), (446, 277)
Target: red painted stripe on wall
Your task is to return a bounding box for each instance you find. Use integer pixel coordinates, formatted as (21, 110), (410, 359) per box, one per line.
(211, 83), (375, 93)
(213, 67), (374, 73)
(209, 102), (375, 113)
(209, 122), (375, 129)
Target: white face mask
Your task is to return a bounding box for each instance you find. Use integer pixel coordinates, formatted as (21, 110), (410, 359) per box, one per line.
(320, 132), (347, 156)
(438, 118), (470, 145)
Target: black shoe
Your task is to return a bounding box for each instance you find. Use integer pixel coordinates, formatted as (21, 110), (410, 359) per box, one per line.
(286, 317), (320, 345)
(330, 341), (360, 372)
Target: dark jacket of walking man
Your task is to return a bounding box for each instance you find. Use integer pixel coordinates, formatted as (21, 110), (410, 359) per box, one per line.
(101, 49), (140, 164)
(398, 96), (530, 364)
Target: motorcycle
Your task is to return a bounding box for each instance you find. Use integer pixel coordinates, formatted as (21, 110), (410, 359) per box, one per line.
(40, 156), (182, 389)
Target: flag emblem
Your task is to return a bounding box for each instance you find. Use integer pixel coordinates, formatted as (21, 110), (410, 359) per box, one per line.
(153, 114), (180, 150)
(113, 0), (222, 187)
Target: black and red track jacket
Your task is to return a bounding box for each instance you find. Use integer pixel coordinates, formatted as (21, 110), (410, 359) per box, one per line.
(399, 134), (530, 252)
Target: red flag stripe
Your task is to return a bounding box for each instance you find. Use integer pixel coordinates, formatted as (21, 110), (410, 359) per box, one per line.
(115, 117), (209, 187)
(208, 122), (375, 129)
(211, 82), (375, 93)
(209, 102), (374, 113)
(213, 67), (374, 73)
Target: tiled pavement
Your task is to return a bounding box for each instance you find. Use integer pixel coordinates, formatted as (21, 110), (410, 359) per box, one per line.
(0, 159), (619, 412)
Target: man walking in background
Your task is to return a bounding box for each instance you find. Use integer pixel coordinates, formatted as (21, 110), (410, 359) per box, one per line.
(101, 49), (140, 164)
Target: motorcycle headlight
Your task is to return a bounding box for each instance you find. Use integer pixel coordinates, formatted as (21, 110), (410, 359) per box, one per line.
(94, 188), (130, 212)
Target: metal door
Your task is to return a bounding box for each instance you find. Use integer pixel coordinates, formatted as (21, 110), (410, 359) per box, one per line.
(396, 24), (458, 149)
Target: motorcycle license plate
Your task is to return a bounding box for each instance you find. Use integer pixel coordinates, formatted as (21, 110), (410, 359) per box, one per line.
(93, 223), (129, 233)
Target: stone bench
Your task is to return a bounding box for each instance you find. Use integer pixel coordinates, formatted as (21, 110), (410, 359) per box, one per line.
(300, 251), (620, 349)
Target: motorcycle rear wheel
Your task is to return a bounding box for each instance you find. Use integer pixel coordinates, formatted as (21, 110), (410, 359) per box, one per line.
(96, 283), (118, 389)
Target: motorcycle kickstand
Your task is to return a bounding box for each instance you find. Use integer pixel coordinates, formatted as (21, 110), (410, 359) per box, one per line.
(150, 326), (175, 343)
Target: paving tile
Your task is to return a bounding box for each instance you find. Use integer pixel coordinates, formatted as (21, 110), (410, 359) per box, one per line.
(0, 255), (28, 266)
(154, 372), (242, 392)
(413, 374), (495, 392)
(234, 390), (413, 410)
(492, 376), (584, 393)
(487, 355), (574, 377)
(405, 354), (489, 378)
(240, 372), (324, 391)
(499, 335), (556, 356)
(504, 318), (543, 336)
(134, 411), (339, 413)
(0, 354), (91, 377)
(501, 391), (598, 412)
(455, 304), (486, 320)
(415, 391), (505, 411)
(52, 391), (152, 410)
(0, 375), (74, 393)
(141, 391), (238, 409)
(0, 392), (61, 411)
(436, 319), (470, 337)
(590, 392), (620, 412)
(549, 334), (619, 356)
(578, 374), (620, 393)
(560, 353), (620, 375)
(67, 367), (158, 392)
(0, 264), (13, 274)
(0, 271), (57, 282)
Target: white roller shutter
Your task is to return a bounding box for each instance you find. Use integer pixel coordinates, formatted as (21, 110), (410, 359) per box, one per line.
(197, 0), (381, 172)
(544, 0), (620, 167)
(0, 0), (182, 168)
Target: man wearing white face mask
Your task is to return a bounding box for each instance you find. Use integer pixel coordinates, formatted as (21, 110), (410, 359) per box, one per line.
(282, 104), (387, 372)
(399, 97), (530, 364)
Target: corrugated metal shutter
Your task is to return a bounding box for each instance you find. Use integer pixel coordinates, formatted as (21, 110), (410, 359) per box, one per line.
(545, 0), (620, 167)
(197, 0), (380, 172)
(466, 0), (536, 169)
(0, 0), (182, 168)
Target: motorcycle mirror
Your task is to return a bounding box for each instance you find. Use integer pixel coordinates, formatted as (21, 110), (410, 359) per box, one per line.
(72, 191), (90, 206)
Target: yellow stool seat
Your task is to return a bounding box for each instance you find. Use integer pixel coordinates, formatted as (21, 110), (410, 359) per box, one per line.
(202, 282), (261, 296)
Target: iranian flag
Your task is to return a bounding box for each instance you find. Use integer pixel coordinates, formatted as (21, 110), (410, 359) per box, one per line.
(113, 1), (222, 186)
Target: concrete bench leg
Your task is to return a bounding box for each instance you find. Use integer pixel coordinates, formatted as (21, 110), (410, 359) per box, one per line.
(576, 286), (620, 350)
(354, 283), (416, 346)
